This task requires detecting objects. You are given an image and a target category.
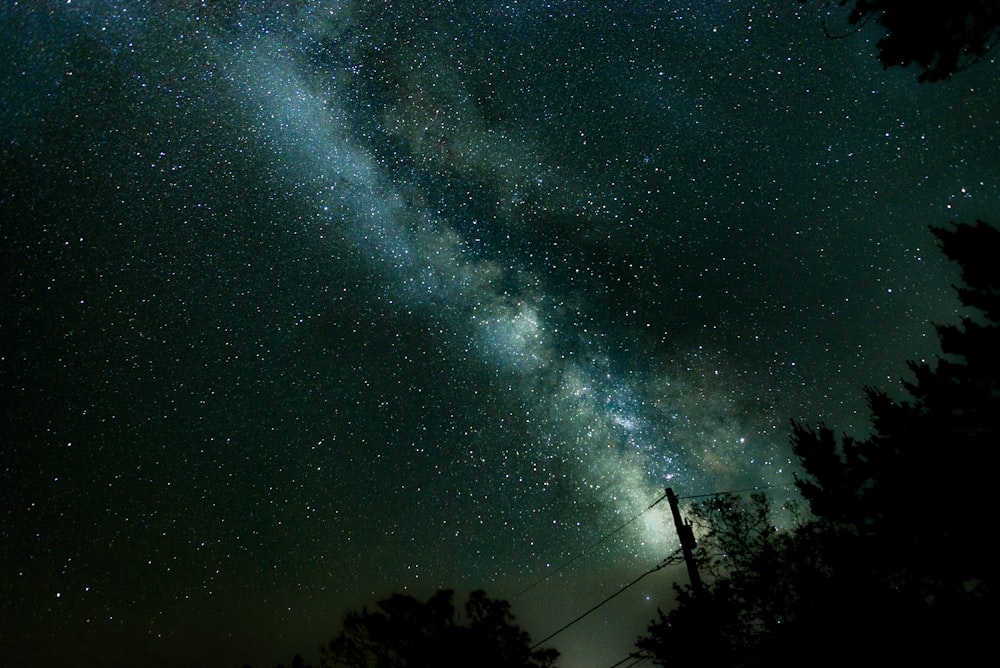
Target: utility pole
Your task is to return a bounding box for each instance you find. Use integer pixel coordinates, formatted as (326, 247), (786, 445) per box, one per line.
(666, 487), (703, 595)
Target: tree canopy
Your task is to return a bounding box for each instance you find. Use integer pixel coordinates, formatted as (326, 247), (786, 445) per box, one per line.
(318, 589), (559, 668)
(805, 0), (1000, 81)
(793, 220), (998, 590)
(639, 220), (998, 666)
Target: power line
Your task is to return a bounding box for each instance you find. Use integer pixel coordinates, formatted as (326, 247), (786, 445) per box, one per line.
(679, 480), (798, 500)
(516, 483), (798, 601)
(512, 490), (669, 600)
(607, 653), (653, 668)
(524, 483), (800, 659)
(530, 546), (683, 650)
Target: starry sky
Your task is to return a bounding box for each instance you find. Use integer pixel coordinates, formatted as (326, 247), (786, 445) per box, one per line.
(2, 2), (998, 667)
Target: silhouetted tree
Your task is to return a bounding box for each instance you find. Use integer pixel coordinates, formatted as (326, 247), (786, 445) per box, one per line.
(638, 493), (813, 667)
(318, 589), (558, 668)
(791, 219), (998, 659)
(274, 655), (313, 668)
(641, 221), (998, 666)
(803, 1), (1000, 81)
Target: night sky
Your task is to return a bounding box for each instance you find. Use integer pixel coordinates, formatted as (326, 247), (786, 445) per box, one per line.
(2, 2), (998, 667)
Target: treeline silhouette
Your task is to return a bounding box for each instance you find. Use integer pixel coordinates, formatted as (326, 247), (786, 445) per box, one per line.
(260, 589), (558, 668)
(800, 0), (1000, 81)
(638, 220), (998, 667)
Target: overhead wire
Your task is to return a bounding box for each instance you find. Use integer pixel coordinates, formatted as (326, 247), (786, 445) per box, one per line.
(530, 546), (683, 649)
(523, 482), (800, 653)
(515, 482), (798, 601)
(512, 489), (669, 600)
(607, 653), (653, 668)
(678, 480), (798, 500)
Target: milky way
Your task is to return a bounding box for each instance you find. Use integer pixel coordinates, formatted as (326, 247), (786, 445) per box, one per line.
(3, 2), (998, 667)
(233, 31), (688, 551)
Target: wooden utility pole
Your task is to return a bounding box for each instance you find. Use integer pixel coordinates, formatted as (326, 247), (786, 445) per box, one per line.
(666, 487), (703, 595)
